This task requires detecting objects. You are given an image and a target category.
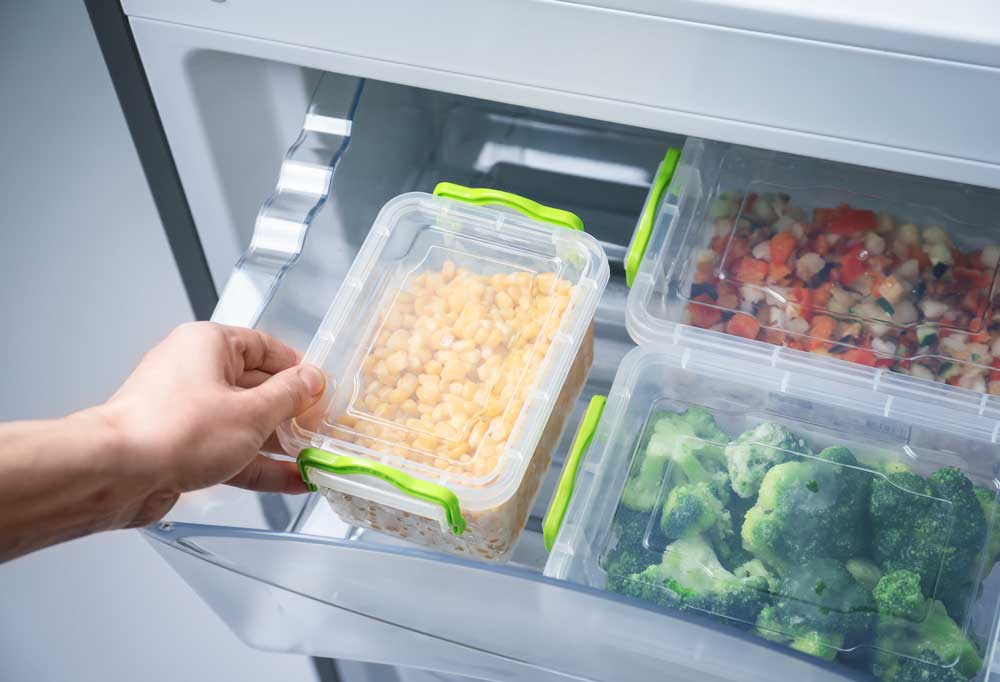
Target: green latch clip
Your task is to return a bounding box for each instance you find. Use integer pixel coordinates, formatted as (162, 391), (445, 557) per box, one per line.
(433, 182), (584, 232)
(542, 395), (607, 551)
(624, 147), (681, 287)
(298, 448), (466, 535)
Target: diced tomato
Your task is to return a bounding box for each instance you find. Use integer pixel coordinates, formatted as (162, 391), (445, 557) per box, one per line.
(838, 243), (869, 284)
(814, 206), (878, 235)
(786, 339), (807, 352)
(812, 282), (833, 308)
(791, 287), (814, 321)
(990, 359), (1000, 383)
(874, 357), (896, 369)
(954, 267), (994, 290)
(769, 232), (797, 266)
(710, 235), (727, 254)
(807, 315), (836, 350)
(688, 295), (723, 328)
(842, 349), (878, 367)
(735, 257), (769, 284)
(768, 262), (792, 283)
(726, 313), (761, 340)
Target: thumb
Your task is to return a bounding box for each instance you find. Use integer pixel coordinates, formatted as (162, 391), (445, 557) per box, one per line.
(242, 364), (326, 433)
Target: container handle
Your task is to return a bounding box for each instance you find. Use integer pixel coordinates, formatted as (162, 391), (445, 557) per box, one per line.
(297, 448), (466, 535)
(542, 395), (607, 551)
(433, 182), (584, 232)
(624, 147), (682, 287)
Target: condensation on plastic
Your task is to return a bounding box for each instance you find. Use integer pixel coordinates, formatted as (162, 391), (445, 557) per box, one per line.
(628, 137), (1000, 394)
(546, 344), (1000, 678)
(277, 193), (608, 560)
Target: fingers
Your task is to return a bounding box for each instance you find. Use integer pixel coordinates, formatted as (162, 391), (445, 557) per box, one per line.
(240, 364), (326, 434)
(226, 455), (308, 494)
(237, 369), (272, 389)
(223, 326), (302, 375)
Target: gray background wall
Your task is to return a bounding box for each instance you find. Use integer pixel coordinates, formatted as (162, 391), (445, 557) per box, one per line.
(0, 2), (316, 680)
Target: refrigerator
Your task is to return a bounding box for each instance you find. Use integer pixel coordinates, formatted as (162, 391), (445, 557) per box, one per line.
(85, 2), (1000, 681)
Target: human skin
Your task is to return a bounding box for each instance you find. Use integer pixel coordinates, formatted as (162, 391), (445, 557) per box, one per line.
(0, 322), (325, 562)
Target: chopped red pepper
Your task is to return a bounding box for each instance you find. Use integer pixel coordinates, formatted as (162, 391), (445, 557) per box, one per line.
(769, 232), (797, 266)
(726, 313), (761, 340)
(842, 349), (878, 367)
(688, 295), (723, 328)
(735, 257), (769, 284)
(838, 243), (869, 284)
(813, 206), (878, 235)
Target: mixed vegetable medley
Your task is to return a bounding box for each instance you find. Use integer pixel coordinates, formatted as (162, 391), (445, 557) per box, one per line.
(686, 192), (1000, 392)
(605, 407), (1000, 682)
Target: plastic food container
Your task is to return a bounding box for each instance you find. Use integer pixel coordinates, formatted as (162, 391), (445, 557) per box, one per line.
(627, 138), (1000, 393)
(545, 343), (1000, 682)
(278, 183), (608, 562)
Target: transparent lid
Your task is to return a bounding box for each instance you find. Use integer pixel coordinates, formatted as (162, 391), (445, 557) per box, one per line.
(546, 345), (1000, 679)
(628, 139), (1000, 394)
(279, 192), (608, 512)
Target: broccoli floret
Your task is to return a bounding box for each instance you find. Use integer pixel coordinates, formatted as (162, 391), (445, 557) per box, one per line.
(734, 559), (777, 591)
(847, 558), (884, 592)
(661, 481), (731, 540)
(974, 486), (1000, 567)
(725, 422), (812, 498)
(606, 509), (657, 592)
(621, 409), (729, 513)
(754, 559), (875, 660)
(873, 599), (981, 680)
(618, 536), (770, 626)
(870, 468), (986, 618)
(880, 650), (969, 682)
(874, 570), (926, 622)
(742, 446), (869, 570)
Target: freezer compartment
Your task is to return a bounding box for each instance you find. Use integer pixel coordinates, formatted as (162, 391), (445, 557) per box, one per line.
(546, 344), (1000, 682)
(628, 138), (1000, 392)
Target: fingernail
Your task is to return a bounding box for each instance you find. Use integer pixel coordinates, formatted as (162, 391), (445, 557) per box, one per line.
(299, 365), (326, 396)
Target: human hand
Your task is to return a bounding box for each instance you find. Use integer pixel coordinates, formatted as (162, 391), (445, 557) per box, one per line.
(98, 322), (325, 517)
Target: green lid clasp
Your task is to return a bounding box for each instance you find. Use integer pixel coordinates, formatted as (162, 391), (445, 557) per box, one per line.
(298, 448), (466, 535)
(625, 147), (681, 287)
(433, 182), (584, 232)
(542, 395), (607, 551)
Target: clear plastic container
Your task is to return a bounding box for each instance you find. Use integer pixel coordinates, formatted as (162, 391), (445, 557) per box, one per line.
(278, 185), (608, 562)
(545, 343), (1000, 682)
(627, 138), (1000, 393)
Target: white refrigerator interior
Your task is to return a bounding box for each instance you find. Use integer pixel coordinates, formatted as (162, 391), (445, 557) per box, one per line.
(109, 2), (1000, 682)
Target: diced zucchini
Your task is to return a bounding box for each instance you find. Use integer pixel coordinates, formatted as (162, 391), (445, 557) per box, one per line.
(916, 324), (938, 347)
(875, 297), (895, 315)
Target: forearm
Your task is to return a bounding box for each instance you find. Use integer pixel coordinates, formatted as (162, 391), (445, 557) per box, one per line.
(0, 409), (170, 561)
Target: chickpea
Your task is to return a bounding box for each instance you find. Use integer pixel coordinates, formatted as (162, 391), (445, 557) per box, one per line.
(332, 261), (575, 481)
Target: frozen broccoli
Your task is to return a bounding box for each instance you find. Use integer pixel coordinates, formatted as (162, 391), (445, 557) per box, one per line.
(617, 535), (770, 626)
(881, 650), (969, 682)
(725, 422), (812, 498)
(734, 559), (777, 591)
(661, 481), (731, 540)
(605, 508), (656, 592)
(741, 446), (870, 570)
(621, 408), (728, 513)
(870, 467), (986, 617)
(874, 570), (925, 622)
(846, 558), (884, 592)
(873, 599), (981, 680)
(974, 486), (1000, 567)
(755, 559), (875, 661)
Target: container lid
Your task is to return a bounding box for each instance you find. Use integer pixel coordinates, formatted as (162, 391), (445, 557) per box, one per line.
(628, 139), (1000, 395)
(546, 344), (1000, 677)
(278, 186), (608, 525)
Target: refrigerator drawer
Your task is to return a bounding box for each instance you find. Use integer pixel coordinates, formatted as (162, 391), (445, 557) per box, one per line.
(146, 70), (1000, 682)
